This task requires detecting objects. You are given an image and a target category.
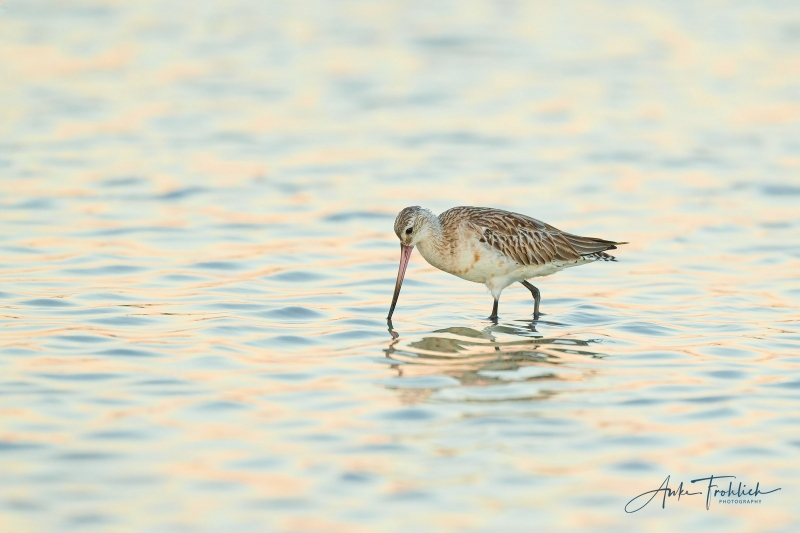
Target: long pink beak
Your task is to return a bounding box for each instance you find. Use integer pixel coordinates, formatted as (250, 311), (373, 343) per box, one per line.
(387, 244), (414, 320)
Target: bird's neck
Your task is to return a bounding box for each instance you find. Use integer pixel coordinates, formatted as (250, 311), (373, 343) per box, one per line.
(416, 214), (449, 269)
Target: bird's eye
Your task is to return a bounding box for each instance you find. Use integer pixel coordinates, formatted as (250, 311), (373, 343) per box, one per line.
(405, 227), (413, 234)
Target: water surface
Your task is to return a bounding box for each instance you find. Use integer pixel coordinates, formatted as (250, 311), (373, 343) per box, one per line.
(1, 1), (800, 532)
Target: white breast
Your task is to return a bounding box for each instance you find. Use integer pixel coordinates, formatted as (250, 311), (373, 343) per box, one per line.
(417, 236), (512, 283)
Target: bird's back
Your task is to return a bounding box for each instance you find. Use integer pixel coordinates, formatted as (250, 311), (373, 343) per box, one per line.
(439, 206), (624, 267)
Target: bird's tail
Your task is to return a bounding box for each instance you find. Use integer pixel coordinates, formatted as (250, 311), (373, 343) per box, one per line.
(563, 233), (628, 262)
(584, 250), (619, 262)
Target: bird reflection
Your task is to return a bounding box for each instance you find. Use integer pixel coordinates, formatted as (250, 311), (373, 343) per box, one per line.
(384, 319), (605, 397)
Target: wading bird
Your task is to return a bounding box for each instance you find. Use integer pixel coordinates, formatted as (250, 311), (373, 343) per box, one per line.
(387, 206), (626, 321)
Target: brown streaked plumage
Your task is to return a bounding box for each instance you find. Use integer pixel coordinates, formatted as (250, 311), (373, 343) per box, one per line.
(387, 206), (627, 321)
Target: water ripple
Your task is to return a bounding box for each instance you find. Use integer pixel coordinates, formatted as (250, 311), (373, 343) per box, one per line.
(2, 2), (799, 531)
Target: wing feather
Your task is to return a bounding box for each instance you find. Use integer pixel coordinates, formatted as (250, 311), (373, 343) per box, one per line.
(440, 206), (625, 267)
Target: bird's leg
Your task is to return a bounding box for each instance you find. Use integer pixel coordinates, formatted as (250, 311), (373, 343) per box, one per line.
(520, 280), (541, 319)
(488, 298), (499, 321)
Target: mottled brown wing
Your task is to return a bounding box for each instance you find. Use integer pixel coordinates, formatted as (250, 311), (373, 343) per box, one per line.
(480, 225), (583, 265)
(441, 206), (621, 267)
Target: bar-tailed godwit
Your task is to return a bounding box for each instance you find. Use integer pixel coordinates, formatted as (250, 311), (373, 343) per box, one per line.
(387, 206), (626, 321)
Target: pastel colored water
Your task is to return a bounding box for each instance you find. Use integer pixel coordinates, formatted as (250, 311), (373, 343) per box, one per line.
(2, 1), (800, 531)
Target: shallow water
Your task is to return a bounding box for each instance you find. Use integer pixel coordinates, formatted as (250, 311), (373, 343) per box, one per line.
(2, 1), (800, 531)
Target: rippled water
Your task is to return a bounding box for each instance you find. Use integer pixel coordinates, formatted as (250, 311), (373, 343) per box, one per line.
(2, 1), (800, 531)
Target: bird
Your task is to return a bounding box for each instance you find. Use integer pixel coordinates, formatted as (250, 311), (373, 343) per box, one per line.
(387, 206), (626, 321)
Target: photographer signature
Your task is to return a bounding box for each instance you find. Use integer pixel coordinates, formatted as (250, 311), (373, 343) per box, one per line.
(625, 475), (781, 513)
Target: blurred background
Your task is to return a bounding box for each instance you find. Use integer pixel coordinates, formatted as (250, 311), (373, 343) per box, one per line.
(1, 1), (799, 532)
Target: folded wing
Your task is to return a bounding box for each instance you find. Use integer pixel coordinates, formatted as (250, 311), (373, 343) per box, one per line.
(443, 206), (624, 267)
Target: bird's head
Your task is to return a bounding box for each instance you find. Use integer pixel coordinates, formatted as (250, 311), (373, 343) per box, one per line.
(393, 206), (434, 247)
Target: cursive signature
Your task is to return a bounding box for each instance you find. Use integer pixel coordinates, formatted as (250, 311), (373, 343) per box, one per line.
(625, 475), (781, 513)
